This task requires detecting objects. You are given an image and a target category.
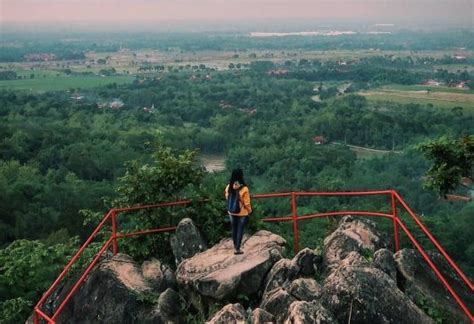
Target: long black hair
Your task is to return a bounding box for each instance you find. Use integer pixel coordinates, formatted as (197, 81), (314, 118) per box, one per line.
(228, 168), (246, 193)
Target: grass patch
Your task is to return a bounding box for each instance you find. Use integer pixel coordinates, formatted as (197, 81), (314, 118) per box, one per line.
(349, 147), (393, 159)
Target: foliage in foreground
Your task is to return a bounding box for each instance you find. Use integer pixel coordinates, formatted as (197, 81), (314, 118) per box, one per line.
(0, 239), (75, 323)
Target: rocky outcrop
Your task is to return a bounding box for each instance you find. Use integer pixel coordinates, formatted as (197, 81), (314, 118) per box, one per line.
(45, 215), (470, 324)
(322, 215), (391, 272)
(321, 251), (433, 324)
(207, 303), (247, 324)
(52, 254), (177, 323)
(176, 230), (285, 309)
(395, 248), (474, 323)
(257, 217), (437, 324)
(284, 300), (336, 324)
(170, 218), (207, 266)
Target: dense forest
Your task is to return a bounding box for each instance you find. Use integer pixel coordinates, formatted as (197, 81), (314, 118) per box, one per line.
(0, 30), (473, 322)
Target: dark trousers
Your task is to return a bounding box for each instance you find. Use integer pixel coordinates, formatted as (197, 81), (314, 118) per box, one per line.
(229, 215), (248, 251)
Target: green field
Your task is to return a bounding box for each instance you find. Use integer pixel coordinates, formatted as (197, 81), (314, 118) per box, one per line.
(0, 75), (135, 92)
(378, 84), (474, 94)
(359, 84), (474, 112)
(362, 93), (473, 110)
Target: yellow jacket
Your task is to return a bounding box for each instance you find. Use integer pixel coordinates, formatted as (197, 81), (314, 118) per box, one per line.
(225, 184), (252, 216)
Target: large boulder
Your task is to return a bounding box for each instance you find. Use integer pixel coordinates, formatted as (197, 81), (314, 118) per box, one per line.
(322, 216), (391, 272)
(176, 230), (285, 309)
(321, 251), (433, 324)
(284, 300), (336, 324)
(395, 248), (474, 323)
(50, 254), (177, 323)
(170, 218), (207, 266)
(207, 303), (247, 324)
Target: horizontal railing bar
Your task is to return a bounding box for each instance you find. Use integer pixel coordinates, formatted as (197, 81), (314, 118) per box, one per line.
(253, 190), (393, 199)
(262, 215), (293, 222)
(34, 308), (55, 323)
(116, 226), (177, 239)
(394, 191), (473, 291)
(298, 210), (393, 221)
(52, 237), (114, 321)
(262, 210), (393, 223)
(114, 200), (194, 213)
(35, 210), (113, 309)
(253, 192), (292, 198)
(295, 190), (393, 196)
(396, 218), (473, 321)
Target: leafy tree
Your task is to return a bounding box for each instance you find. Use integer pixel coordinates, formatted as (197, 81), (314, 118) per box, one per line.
(115, 146), (204, 206)
(417, 135), (473, 197)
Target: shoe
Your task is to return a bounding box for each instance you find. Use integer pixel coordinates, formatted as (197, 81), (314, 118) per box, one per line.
(234, 250), (243, 255)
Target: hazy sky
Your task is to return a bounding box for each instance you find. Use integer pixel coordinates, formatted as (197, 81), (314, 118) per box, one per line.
(1, 0), (473, 26)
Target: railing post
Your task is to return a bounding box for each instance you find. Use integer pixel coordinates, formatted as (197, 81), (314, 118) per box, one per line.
(291, 192), (300, 254)
(111, 210), (118, 255)
(391, 190), (400, 253)
(33, 309), (39, 324)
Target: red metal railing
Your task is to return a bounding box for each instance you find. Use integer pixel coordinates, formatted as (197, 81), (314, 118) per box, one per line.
(33, 190), (473, 323)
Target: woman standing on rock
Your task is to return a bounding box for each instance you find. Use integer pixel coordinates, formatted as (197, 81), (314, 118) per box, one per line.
(225, 168), (252, 255)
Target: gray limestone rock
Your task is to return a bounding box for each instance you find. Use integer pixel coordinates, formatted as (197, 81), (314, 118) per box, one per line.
(288, 278), (322, 302)
(322, 215), (391, 272)
(250, 308), (275, 324)
(373, 248), (397, 281)
(395, 248), (474, 323)
(321, 251), (433, 324)
(207, 303), (247, 324)
(170, 218), (207, 266)
(176, 230), (285, 310)
(283, 300), (336, 324)
(260, 287), (297, 323)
